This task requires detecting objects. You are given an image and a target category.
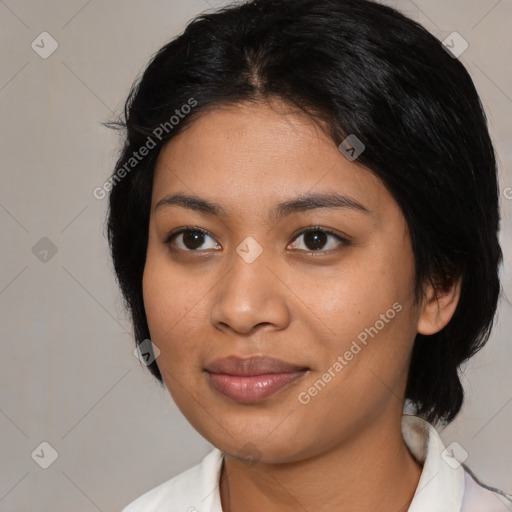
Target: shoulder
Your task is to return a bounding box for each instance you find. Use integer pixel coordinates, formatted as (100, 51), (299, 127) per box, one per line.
(121, 448), (224, 512)
(461, 466), (512, 512)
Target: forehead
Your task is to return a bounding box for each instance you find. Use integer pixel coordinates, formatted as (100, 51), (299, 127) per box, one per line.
(151, 101), (390, 221)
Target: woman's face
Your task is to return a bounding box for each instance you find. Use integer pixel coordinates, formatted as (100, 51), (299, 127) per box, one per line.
(143, 100), (424, 463)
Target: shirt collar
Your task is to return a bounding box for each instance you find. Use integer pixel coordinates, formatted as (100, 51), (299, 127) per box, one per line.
(402, 413), (465, 511)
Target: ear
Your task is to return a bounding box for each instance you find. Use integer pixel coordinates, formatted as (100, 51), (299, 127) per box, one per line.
(417, 276), (462, 335)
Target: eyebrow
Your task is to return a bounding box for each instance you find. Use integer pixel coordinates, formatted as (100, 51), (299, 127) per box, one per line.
(154, 191), (372, 220)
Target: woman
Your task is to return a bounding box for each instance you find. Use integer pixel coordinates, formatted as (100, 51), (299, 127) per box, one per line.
(106, 0), (512, 510)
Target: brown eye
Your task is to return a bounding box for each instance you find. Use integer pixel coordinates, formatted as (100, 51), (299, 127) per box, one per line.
(288, 227), (348, 253)
(165, 228), (221, 252)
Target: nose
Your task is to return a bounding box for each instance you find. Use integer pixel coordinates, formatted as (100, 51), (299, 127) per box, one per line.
(209, 245), (291, 335)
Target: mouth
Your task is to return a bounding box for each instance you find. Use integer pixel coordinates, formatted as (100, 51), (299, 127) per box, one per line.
(204, 355), (309, 404)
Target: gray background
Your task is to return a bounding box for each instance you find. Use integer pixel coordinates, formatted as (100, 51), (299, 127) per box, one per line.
(0, 0), (510, 510)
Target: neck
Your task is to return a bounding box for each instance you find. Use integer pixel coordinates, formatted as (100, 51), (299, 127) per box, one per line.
(219, 412), (423, 512)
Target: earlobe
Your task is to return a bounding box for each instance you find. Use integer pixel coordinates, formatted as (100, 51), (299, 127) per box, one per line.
(417, 276), (462, 335)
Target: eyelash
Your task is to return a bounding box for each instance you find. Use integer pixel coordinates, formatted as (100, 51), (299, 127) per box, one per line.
(164, 225), (350, 255)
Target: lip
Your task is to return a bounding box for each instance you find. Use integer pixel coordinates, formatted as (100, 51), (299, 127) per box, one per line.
(205, 355), (307, 376)
(205, 355), (309, 403)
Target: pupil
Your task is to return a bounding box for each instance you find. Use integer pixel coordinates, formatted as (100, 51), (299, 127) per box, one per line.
(305, 230), (326, 250)
(184, 230), (204, 249)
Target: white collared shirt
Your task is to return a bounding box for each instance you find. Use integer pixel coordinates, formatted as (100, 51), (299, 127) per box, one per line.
(121, 414), (512, 511)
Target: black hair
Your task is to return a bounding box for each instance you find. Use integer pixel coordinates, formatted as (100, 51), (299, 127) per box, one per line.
(105, 0), (502, 426)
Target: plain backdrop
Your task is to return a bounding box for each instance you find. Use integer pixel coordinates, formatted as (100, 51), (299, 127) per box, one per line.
(0, 0), (511, 510)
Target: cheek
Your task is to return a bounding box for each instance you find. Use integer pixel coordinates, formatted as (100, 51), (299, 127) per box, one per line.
(294, 242), (417, 391)
(292, 244), (414, 343)
(142, 263), (173, 342)
(143, 242), (203, 335)
(142, 254), (205, 373)
(142, 260), (209, 412)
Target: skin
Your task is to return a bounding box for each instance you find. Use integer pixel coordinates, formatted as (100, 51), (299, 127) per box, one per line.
(142, 99), (461, 512)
